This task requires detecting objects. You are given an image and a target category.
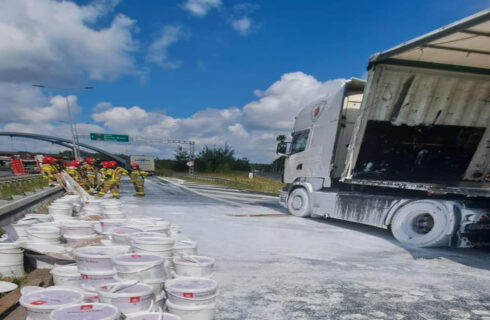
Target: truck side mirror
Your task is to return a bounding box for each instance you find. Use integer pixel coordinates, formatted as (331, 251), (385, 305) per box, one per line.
(276, 141), (288, 155)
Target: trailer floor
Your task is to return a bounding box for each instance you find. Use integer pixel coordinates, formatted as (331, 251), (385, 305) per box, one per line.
(120, 177), (490, 320)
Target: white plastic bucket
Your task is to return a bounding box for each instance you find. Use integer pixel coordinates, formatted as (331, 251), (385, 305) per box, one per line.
(50, 303), (119, 320)
(132, 246), (174, 258)
(74, 246), (130, 272)
(96, 282), (154, 315)
(113, 254), (165, 280)
(111, 227), (145, 245)
(0, 243), (23, 264)
(173, 240), (198, 257)
(103, 211), (126, 219)
(26, 226), (60, 244)
(126, 312), (182, 320)
(64, 234), (98, 247)
(99, 219), (127, 234)
(132, 236), (175, 252)
(20, 287), (84, 320)
(0, 262), (24, 278)
(173, 256), (215, 278)
(81, 269), (117, 291)
(115, 275), (165, 297)
(48, 204), (72, 216)
(50, 265), (82, 287)
(60, 220), (95, 236)
(165, 277), (218, 306)
(166, 300), (215, 320)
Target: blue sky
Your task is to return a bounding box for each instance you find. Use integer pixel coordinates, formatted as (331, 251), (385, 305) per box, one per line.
(0, 0), (488, 162)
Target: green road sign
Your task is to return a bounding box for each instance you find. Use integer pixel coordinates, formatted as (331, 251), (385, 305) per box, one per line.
(90, 133), (129, 142)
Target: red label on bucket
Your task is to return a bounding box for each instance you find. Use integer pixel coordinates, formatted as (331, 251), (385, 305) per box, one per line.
(130, 254), (141, 258)
(30, 300), (46, 305)
(80, 305), (93, 310)
(81, 275), (88, 279)
(130, 296), (141, 303)
(183, 293), (194, 298)
(87, 296), (98, 301)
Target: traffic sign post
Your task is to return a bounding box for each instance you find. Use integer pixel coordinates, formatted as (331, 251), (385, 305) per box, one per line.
(90, 133), (129, 142)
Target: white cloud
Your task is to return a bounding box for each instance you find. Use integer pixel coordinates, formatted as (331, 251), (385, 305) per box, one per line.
(231, 17), (252, 35)
(146, 26), (189, 69)
(182, 0), (222, 16)
(0, 0), (138, 84)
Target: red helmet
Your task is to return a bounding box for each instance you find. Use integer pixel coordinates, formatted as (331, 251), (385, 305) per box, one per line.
(84, 157), (95, 165)
(100, 161), (109, 168)
(42, 156), (55, 164)
(131, 163), (139, 169)
(110, 161), (117, 168)
(69, 160), (80, 167)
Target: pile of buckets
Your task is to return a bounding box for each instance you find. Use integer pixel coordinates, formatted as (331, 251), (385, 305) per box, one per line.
(7, 193), (219, 320)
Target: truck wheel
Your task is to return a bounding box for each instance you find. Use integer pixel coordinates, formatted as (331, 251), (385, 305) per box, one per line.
(390, 200), (455, 247)
(287, 188), (311, 217)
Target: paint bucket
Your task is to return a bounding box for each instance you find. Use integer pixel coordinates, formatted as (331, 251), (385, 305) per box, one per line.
(173, 256), (215, 278)
(20, 287), (84, 320)
(50, 265), (82, 287)
(47, 204), (72, 216)
(165, 277), (218, 306)
(173, 240), (198, 257)
(111, 226), (145, 245)
(26, 226), (60, 244)
(64, 234), (99, 247)
(103, 210), (126, 219)
(49, 303), (120, 320)
(133, 221), (170, 236)
(0, 262), (24, 278)
(166, 300), (216, 320)
(99, 219), (127, 234)
(0, 242), (23, 263)
(132, 236), (175, 251)
(128, 311), (181, 320)
(81, 269), (117, 291)
(126, 312), (182, 320)
(74, 246), (130, 272)
(113, 254), (165, 280)
(132, 246), (174, 259)
(60, 220), (95, 236)
(96, 282), (154, 315)
(115, 275), (165, 297)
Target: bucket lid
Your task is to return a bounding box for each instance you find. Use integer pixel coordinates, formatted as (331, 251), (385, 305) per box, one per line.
(173, 255), (215, 267)
(61, 220), (94, 227)
(0, 281), (17, 293)
(20, 288), (83, 309)
(74, 246), (128, 258)
(113, 253), (163, 265)
(96, 282), (153, 298)
(111, 226), (144, 236)
(132, 236), (175, 245)
(50, 303), (119, 320)
(126, 312), (182, 320)
(27, 226), (60, 234)
(50, 265), (81, 277)
(165, 277), (218, 295)
(64, 234), (97, 240)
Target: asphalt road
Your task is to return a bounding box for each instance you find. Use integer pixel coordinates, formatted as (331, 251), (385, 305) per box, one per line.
(119, 177), (490, 320)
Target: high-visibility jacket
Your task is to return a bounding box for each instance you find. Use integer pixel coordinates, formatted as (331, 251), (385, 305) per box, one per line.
(66, 167), (81, 181)
(103, 167), (128, 182)
(80, 163), (96, 177)
(41, 164), (57, 178)
(130, 169), (148, 182)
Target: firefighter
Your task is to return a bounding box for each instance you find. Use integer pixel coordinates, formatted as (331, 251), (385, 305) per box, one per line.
(66, 160), (82, 184)
(80, 157), (97, 193)
(129, 163), (148, 196)
(97, 161), (127, 198)
(41, 156), (58, 185)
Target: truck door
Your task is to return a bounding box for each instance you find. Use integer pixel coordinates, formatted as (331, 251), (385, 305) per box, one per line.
(284, 129), (310, 182)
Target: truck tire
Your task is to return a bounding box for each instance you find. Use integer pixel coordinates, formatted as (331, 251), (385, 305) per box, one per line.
(287, 188), (311, 217)
(390, 200), (455, 247)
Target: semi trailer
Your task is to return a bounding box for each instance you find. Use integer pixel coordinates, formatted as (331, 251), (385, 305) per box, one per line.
(277, 10), (490, 247)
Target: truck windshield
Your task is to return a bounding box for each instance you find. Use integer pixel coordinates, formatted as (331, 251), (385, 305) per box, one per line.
(290, 130), (309, 154)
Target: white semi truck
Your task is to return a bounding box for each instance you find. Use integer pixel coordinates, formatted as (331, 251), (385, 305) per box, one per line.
(277, 10), (490, 247)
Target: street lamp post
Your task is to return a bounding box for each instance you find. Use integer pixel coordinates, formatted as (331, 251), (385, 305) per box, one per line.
(32, 85), (93, 160)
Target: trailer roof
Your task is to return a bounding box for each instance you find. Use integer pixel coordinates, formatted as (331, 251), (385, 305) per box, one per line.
(369, 9), (490, 74)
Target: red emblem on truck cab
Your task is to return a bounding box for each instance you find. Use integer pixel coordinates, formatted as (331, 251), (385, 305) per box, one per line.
(311, 104), (322, 121)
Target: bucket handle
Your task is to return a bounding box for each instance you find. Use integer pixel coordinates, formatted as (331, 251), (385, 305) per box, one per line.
(110, 279), (139, 293)
(120, 262), (163, 274)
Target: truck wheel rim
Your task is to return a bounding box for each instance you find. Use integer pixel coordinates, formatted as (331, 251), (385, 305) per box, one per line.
(411, 213), (434, 234)
(292, 196), (303, 210)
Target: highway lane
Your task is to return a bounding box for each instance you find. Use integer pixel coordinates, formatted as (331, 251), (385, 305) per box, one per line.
(117, 177), (490, 320)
